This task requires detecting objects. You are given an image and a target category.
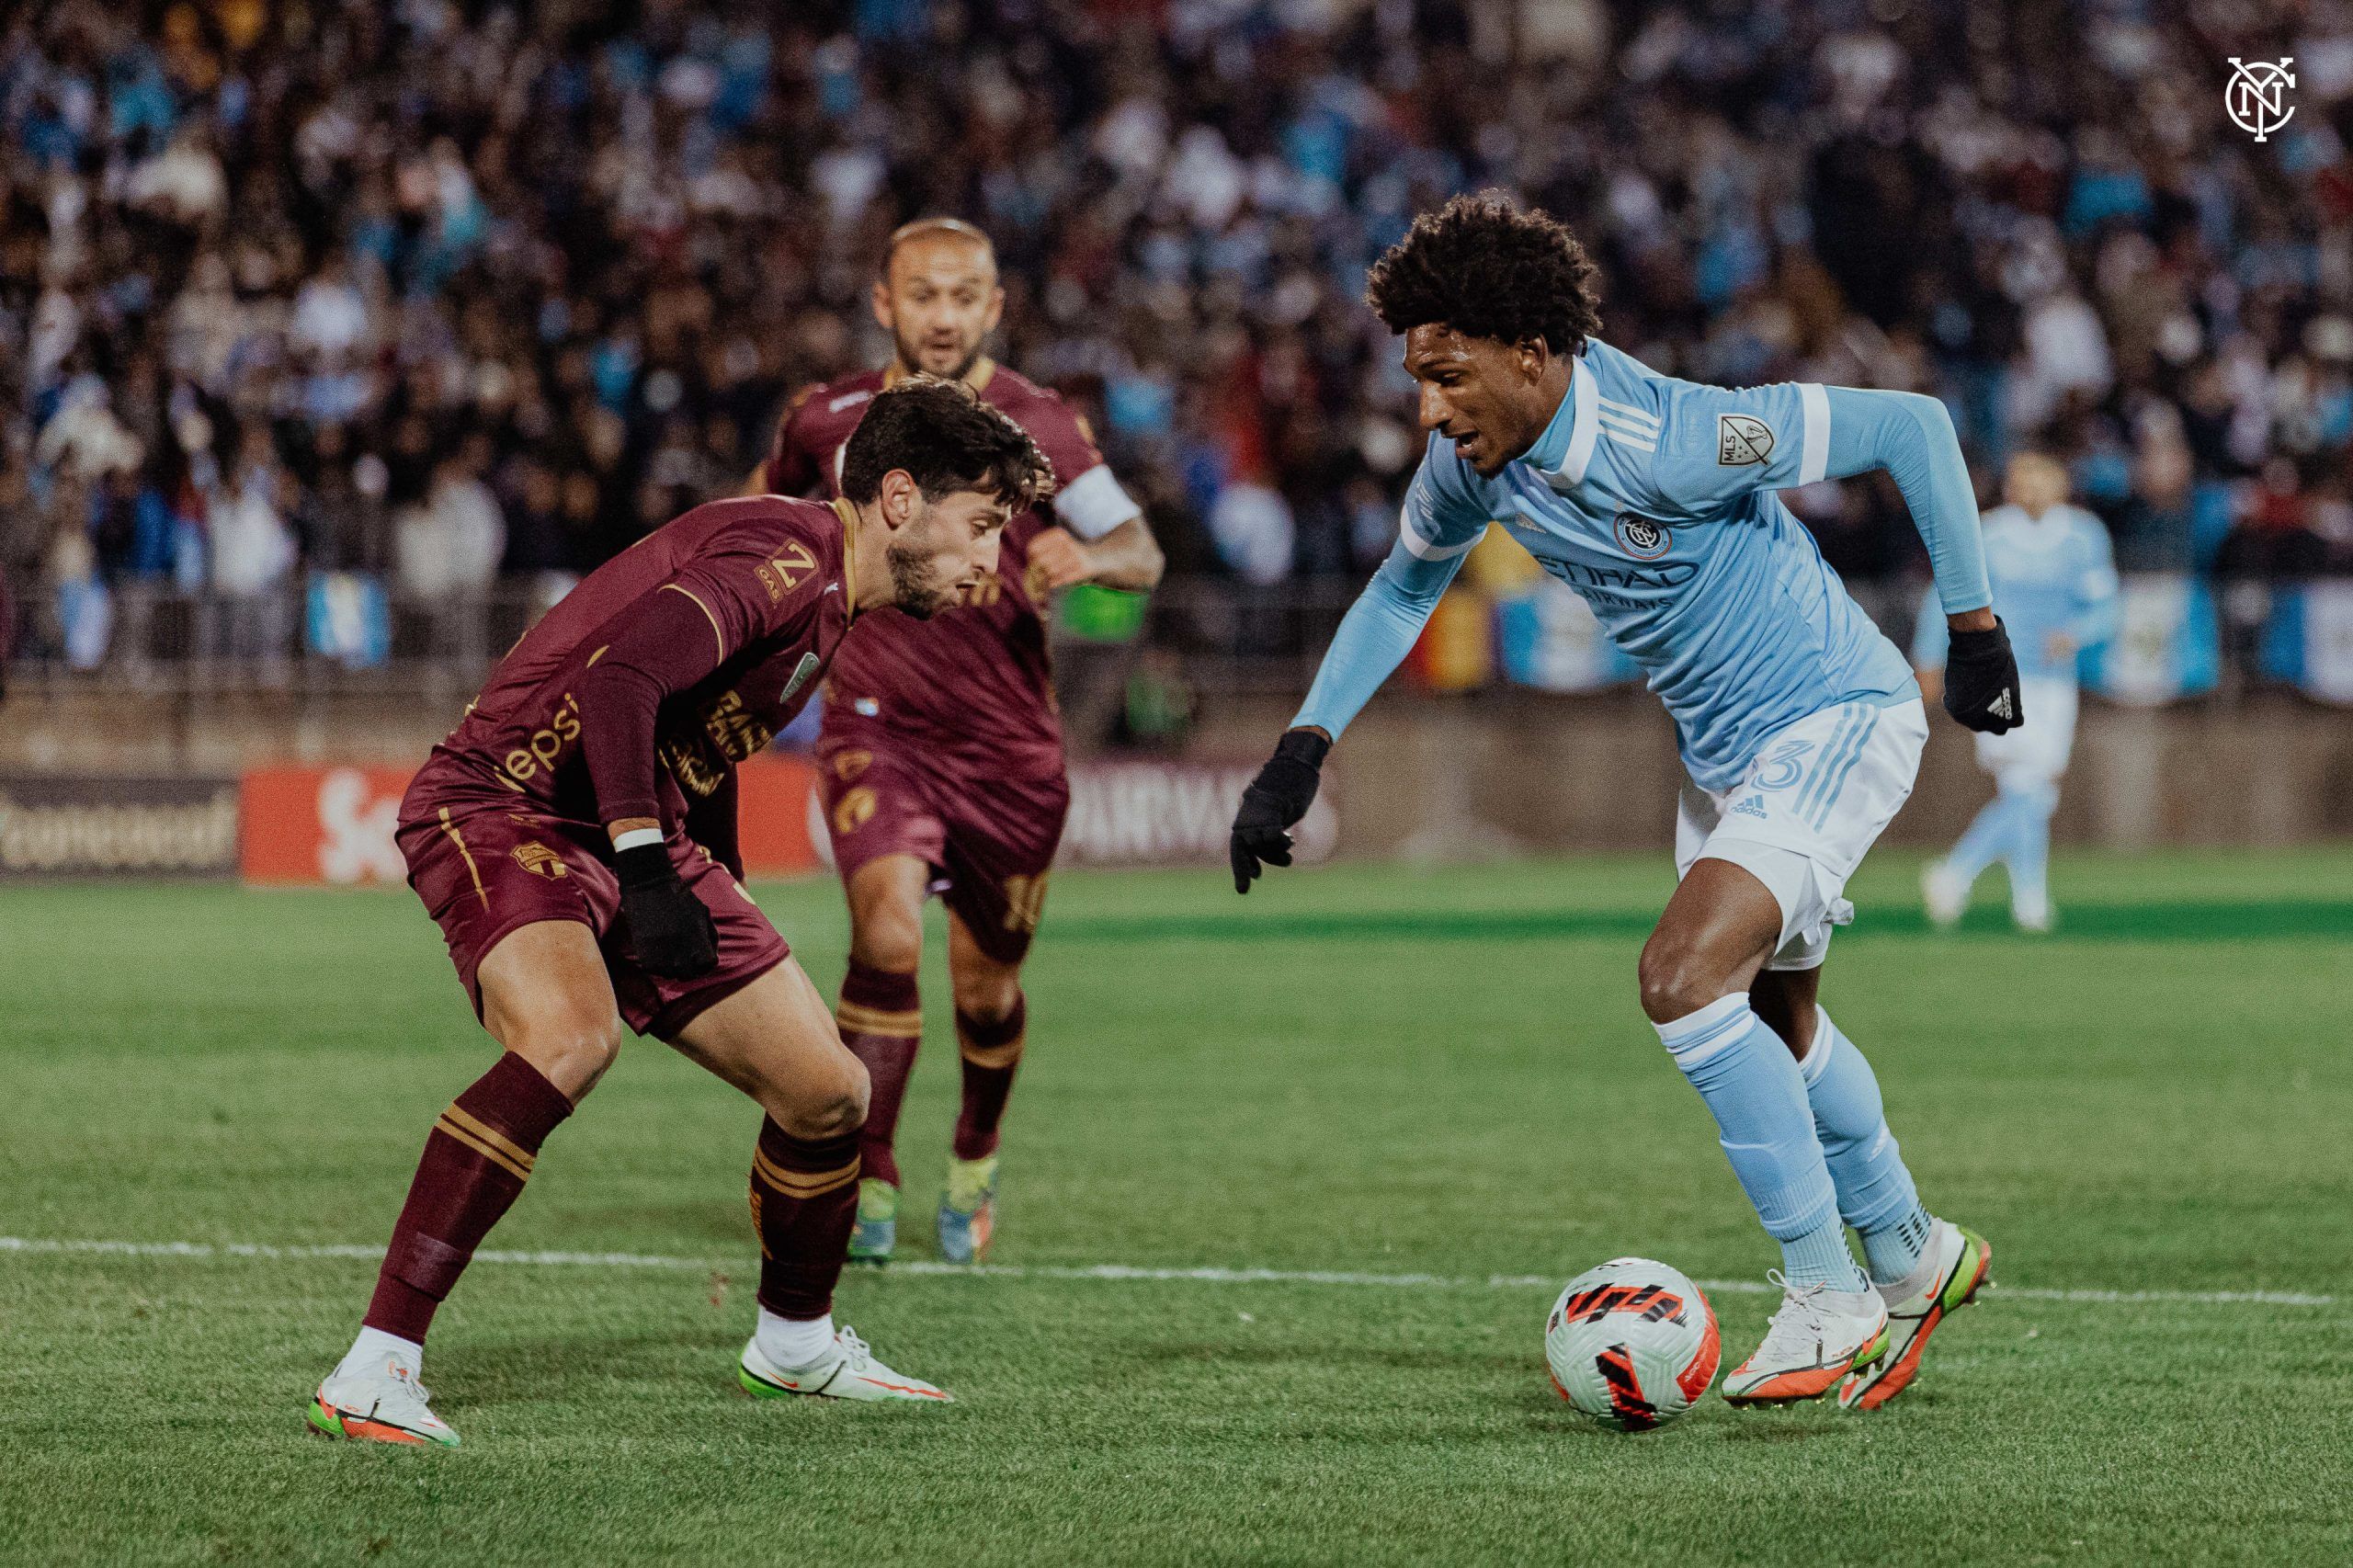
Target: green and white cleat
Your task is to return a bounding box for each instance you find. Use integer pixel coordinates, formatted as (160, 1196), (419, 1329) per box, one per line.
(937, 1153), (999, 1264)
(847, 1177), (897, 1267)
(738, 1326), (952, 1403)
(1721, 1275), (1890, 1406)
(1840, 1220), (1993, 1411)
(307, 1353), (460, 1448)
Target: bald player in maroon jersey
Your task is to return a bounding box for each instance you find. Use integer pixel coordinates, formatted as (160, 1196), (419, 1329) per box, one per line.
(307, 381), (1052, 1446)
(743, 219), (1164, 1266)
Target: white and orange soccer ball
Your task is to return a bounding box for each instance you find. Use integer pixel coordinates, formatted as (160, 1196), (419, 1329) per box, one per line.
(1544, 1257), (1721, 1431)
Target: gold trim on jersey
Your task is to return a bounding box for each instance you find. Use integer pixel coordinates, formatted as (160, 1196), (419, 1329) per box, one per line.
(661, 583), (726, 661)
(882, 356), (995, 394)
(437, 808), (489, 909)
(830, 497), (859, 619)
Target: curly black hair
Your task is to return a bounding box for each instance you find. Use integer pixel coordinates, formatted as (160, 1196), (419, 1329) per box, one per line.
(1365, 191), (1604, 356)
(841, 375), (1056, 511)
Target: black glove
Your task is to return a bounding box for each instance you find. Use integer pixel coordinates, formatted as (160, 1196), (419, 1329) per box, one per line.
(1231, 728), (1329, 894)
(615, 842), (720, 978)
(1943, 618), (2024, 734)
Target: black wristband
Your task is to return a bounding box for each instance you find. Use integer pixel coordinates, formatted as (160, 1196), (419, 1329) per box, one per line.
(1274, 728), (1331, 769)
(613, 841), (673, 891)
(1948, 622), (2007, 658)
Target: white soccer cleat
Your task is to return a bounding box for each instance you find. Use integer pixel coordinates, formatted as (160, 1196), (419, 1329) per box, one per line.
(1720, 1273), (1890, 1406)
(2012, 893), (2053, 934)
(738, 1325), (953, 1403)
(307, 1353), (460, 1447)
(1922, 860), (1969, 929)
(1840, 1220), (1993, 1411)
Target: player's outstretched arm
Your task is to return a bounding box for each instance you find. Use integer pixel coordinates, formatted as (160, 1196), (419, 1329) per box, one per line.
(1821, 387), (2021, 733)
(1229, 538), (1463, 892)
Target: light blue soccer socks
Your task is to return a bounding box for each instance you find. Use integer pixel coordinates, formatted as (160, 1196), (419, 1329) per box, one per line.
(1801, 1008), (1936, 1285)
(1657, 995), (1869, 1292)
(1945, 779), (2057, 915)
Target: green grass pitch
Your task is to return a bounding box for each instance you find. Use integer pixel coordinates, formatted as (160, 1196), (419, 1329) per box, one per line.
(3, 850), (2349, 1566)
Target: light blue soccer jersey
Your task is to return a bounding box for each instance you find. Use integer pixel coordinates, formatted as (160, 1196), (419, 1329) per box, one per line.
(1911, 504), (2118, 683)
(1297, 339), (1994, 791)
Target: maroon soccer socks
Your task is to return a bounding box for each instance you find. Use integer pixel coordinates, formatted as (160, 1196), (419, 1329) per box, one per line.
(748, 1119), (861, 1318)
(835, 961), (921, 1187)
(952, 994), (1027, 1162)
(363, 1051), (574, 1345)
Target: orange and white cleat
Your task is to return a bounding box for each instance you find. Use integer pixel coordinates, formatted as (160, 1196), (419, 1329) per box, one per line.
(1839, 1221), (1993, 1411)
(1720, 1274), (1890, 1406)
(307, 1353), (460, 1447)
(738, 1325), (953, 1403)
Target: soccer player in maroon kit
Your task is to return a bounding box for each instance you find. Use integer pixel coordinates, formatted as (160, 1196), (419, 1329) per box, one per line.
(745, 219), (1162, 1265)
(308, 380), (1053, 1446)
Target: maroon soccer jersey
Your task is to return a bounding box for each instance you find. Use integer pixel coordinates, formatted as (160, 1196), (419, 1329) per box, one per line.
(762, 362), (1133, 776)
(406, 494), (859, 832)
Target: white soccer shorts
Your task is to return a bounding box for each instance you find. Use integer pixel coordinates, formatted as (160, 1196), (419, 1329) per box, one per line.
(1972, 676), (2077, 790)
(1675, 697), (1930, 971)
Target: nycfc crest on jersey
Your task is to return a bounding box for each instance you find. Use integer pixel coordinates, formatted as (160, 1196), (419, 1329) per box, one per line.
(1614, 513), (1672, 560)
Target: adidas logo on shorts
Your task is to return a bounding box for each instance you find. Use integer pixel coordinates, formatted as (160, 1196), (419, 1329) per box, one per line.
(1731, 794), (1769, 820)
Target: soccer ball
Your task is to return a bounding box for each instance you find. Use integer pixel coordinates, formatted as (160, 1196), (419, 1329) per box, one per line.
(1544, 1257), (1721, 1431)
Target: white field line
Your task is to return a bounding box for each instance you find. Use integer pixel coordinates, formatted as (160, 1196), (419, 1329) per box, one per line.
(0, 1235), (2334, 1308)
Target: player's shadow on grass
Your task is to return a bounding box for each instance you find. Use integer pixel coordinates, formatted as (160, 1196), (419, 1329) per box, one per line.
(451, 1329), (744, 1404)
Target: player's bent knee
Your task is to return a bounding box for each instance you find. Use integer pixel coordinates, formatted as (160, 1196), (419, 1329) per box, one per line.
(849, 909), (925, 976)
(503, 1009), (623, 1100)
(949, 967), (1021, 1024)
(1637, 942), (1732, 1027)
(772, 1071), (869, 1142)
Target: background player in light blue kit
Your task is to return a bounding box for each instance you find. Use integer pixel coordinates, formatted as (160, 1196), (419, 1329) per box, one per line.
(1228, 195), (2024, 1410)
(1914, 453), (2120, 932)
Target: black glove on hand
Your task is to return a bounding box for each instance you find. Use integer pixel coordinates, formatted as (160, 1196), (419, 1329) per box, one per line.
(615, 842), (720, 978)
(1231, 728), (1330, 894)
(1943, 618), (2024, 734)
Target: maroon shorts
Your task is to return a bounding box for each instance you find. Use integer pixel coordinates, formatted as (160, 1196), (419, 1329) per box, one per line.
(397, 795), (789, 1039)
(814, 731), (1069, 964)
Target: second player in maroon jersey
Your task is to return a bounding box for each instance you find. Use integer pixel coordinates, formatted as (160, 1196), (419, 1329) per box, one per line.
(748, 218), (1164, 1266)
(306, 380), (1052, 1446)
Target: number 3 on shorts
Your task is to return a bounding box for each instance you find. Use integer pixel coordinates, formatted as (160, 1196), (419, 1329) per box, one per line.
(1753, 739), (1813, 792)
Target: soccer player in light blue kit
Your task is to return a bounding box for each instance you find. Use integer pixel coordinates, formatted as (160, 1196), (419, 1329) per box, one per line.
(1229, 196), (2022, 1410)
(1914, 452), (2120, 932)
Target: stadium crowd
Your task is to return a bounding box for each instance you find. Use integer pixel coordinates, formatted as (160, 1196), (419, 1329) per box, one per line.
(3, 0), (2350, 675)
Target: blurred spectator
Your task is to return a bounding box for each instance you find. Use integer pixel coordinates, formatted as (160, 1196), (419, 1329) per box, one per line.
(205, 425), (297, 670)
